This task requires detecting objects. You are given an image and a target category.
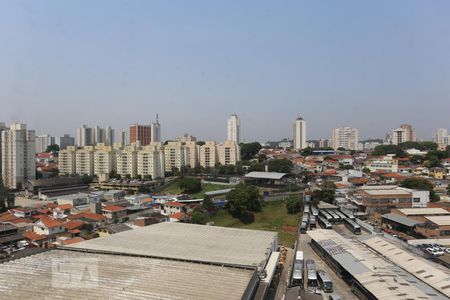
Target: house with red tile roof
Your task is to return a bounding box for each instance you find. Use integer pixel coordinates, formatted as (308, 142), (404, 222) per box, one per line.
(23, 231), (48, 246)
(33, 216), (65, 236)
(169, 212), (186, 222)
(163, 201), (186, 216)
(102, 205), (127, 223)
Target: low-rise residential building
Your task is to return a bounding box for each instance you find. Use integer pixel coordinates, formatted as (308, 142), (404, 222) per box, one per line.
(102, 205), (128, 223)
(33, 216), (65, 236)
(163, 201), (185, 215)
(365, 155), (399, 173)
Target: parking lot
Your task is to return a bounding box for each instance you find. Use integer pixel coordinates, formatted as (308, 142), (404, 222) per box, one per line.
(297, 230), (358, 300)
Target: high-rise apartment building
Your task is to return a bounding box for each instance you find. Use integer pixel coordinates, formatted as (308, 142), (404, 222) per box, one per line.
(36, 134), (55, 153)
(293, 117), (307, 150)
(0, 122), (6, 177)
(227, 114), (240, 144)
(56, 134), (75, 150)
(1, 123), (36, 188)
(150, 114), (161, 143)
(120, 129), (129, 147)
(184, 141), (199, 168)
(137, 143), (165, 180)
(77, 125), (94, 147)
(94, 144), (115, 176)
(58, 146), (77, 175)
(164, 141), (185, 173)
(392, 124), (416, 145)
(331, 127), (359, 150)
(105, 126), (115, 146)
(75, 146), (94, 176)
(218, 141), (241, 166)
(200, 141), (218, 168)
(116, 145), (137, 178)
(130, 124), (151, 146)
(433, 128), (449, 146)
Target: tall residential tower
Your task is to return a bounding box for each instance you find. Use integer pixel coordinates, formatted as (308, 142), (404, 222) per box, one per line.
(227, 114), (240, 143)
(293, 117), (307, 150)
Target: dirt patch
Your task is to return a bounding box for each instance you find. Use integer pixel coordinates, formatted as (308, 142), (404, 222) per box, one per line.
(282, 225), (297, 233)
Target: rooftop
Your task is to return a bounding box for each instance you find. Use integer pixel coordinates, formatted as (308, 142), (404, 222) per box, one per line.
(425, 216), (450, 226)
(308, 229), (448, 300)
(382, 213), (423, 227)
(68, 222), (277, 267)
(244, 171), (288, 180)
(398, 208), (450, 216)
(0, 249), (255, 300)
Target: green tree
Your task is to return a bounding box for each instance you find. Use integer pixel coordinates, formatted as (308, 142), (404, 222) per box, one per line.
(202, 195), (216, 211)
(286, 196), (303, 214)
(314, 181), (336, 204)
(362, 167), (371, 174)
(225, 183), (262, 223)
(300, 147), (314, 157)
(240, 142), (262, 160)
(191, 208), (208, 225)
(178, 177), (202, 194)
(372, 144), (399, 156)
(81, 175), (94, 184)
(400, 177), (437, 202)
(268, 159), (293, 173)
(45, 144), (60, 153)
(337, 147), (346, 151)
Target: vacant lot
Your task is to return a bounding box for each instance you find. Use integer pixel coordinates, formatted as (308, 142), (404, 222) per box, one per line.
(211, 201), (300, 248)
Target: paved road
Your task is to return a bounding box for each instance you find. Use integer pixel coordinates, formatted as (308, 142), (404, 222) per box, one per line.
(297, 230), (359, 300)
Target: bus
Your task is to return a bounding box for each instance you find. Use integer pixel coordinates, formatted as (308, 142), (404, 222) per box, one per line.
(344, 218), (361, 235)
(317, 216), (332, 229)
(292, 251), (304, 287)
(311, 206), (319, 217)
(309, 216), (317, 229)
(335, 210), (347, 220)
(300, 222), (308, 234)
(317, 270), (333, 293)
(319, 210), (333, 222)
(340, 209), (355, 221)
(306, 259), (317, 287)
(303, 204), (310, 215)
(326, 210), (340, 222)
(304, 195), (311, 204)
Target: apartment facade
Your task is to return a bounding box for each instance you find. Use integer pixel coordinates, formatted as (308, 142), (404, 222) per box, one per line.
(137, 143), (165, 179)
(164, 141), (185, 173)
(1, 123), (36, 189)
(392, 124), (416, 145)
(331, 127), (359, 150)
(94, 144), (115, 176)
(75, 146), (94, 176)
(56, 134), (75, 150)
(184, 141), (199, 168)
(58, 146), (77, 175)
(200, 141), (218, 168)
(218, 141), (241, 166)
(227, 114), (240, 144)
(116, 146), (137, 178)
(36, 134), (55, 153)
(130, 124), (151, 146)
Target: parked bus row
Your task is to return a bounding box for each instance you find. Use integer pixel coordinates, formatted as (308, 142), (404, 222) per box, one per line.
(317, 215), (332, 229)
(343, 218), (361, 235)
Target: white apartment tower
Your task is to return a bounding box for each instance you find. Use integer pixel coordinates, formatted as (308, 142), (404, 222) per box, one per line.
(331, 127), (359, 150)
(75, 146), (94, 176)
(164, 141), (185, 173)
(433, 128), (449, 146)
(392, 124), (416, 145)
(77, 125), (94, 147)
(227, 114), (240, 144)
(1, 123), (36, 189)
(58, 146), (76, 175)
(200, 141), (218, 168)
(218, 141), (241, 166)
(36, 134), (55, 153)
(116, 145), (137, 178)
(137, 143), (165, 180)
(184, 141), (199, 168)
(94, 144), (115, 176)
(293, 117), (307, 150)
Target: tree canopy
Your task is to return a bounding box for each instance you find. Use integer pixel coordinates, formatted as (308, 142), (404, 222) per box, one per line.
(300, 147), (314, 157)
(240, 142), (262, 160)
(191, 208), (208, 225)
(314, 181), (336, 204)
(45, 144), (60, 153)
(225, 183), (262, 223)
(268, 159), (293, 173)
(179, 177), (202, 194)
(286, 196), (303, 214)
(400, 177), (437, 202)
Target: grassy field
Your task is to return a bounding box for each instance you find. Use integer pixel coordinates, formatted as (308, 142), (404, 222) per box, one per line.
(160, 178), (232, 199)
(211, 201), (300, 248)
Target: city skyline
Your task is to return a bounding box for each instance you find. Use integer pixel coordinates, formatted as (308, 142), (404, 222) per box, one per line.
(1, 1), (450, 141)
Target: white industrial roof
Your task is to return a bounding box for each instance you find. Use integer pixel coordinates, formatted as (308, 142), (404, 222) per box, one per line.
(362, 236), (450, 298)
(425, 216), (450, 226)
(0, 249), (255, 300)
(308, 229), (448, 300)
(362, 189), (410, 196)
(398, 208), (450, 216)
(244, 171), (287, 180)
(69, 222), (277, 267)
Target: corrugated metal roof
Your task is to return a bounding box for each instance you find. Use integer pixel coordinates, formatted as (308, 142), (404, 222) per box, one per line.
(382, 213), (423, 227)
(398, 208), (450, 216)
(425, 216), (450, 226)
(308, 229), (448, 300)
(0, 250), (254, 300)
(244, 171), (288, 180)
(362, 236), (450, 298)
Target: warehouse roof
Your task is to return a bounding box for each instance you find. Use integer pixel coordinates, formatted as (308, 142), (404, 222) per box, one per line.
(398, 208), (450, 216)
(68, 222), (277, 267)
(308, 229), (448, 300)
(425, 216), (450, 226)
(382, 213), (423, 227)
(0, 249), (255, 300)
(362, 235), (450, 298)
(244, 171), (288, 180)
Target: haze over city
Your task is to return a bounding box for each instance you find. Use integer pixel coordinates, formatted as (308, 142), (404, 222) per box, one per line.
(1, 0), (450, 141)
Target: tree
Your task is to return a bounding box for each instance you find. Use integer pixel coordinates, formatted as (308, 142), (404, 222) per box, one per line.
(191, 208), (208, 225)
(314, 181), (336, 204)
(202, 195), (216, 211)
(372, 144), (399, 156)
(337, 147), (346, 151)
(178, 177), (202, 194)
(300, 147), (314, 157)
(225, 183), (262, 223)
(268, 159), (293, 173)
(400, 177), (438, 202)
(80, 175), (94, 184)
(45, 144), (60, 153)
(240, 142), (262, 160)
(362, 167), (371, 174)
(286, 196), (303, 214)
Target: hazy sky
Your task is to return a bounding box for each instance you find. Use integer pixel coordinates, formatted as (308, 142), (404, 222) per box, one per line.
(1, 1), (450, 142)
